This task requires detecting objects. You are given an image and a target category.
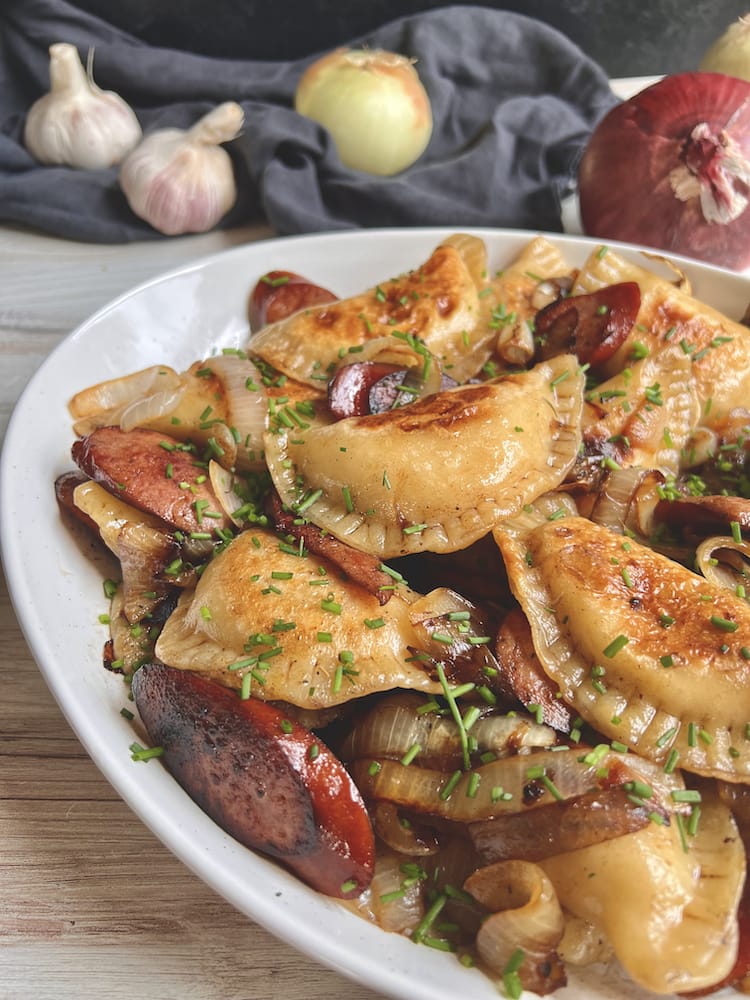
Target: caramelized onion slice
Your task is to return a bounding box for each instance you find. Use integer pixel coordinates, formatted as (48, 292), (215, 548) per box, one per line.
(351, 746), (628, 824)
(494, 607), (574, 734)
(655, 494), (750, 536)
(468, 785), (651, 864)
(69, 365), (183, 427)
(72, 479), (172, 555)
(366, 850), (426, 934)
(115, 520), (181, 624)
(207, 460), (247, 527)
(407, 587), (500, 687)
(119, 383), (186, 433)
(340, 691), (556, 770)
(206, 354), (268, 469)
(696, 535), (750, 593)
(370, 801), (439, 857)
(464, 860), (566, 995)
(587, 466), (648, 534)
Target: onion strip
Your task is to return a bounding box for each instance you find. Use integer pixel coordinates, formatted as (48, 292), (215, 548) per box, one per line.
(464, 860), (566, 995)
(206, 354), (268, 469)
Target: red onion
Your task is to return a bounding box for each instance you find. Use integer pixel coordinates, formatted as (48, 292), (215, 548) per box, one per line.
(578, 73), (750, 271)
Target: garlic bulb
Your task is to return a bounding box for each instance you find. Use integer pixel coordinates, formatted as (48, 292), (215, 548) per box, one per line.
(24, 43), (142, 169)
(119, 102), (243, 236)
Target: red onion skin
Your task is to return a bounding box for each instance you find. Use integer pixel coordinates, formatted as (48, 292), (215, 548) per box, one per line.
(578, 73), (750, 271)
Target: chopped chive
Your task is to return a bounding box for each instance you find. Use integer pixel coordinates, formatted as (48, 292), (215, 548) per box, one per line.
(412, 893), (448, 944)
(295, 488), (323, 514)
(623, 779), (654, 800)
(675, 813), (689, 853)
(656, 726), (677, 748)
(687, 805), (702, 836)
(320, 597), (342, 614)
(129, 743), (164, 762)
(462, 705), (482, 731)
(527, 703), (544, 725)
(466, 772), (481, 798)
(710, 615), (739, 632)
(671, 789), (702, 804)
(549, 370), (571, 388)
(502, 949), (525, 1000)
(603, 634), (629, 658)
(400, 742), (422, 766)
(439, 769), (463, 800)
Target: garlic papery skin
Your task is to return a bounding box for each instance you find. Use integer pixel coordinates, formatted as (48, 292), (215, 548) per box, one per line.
(119, 102), (243, 236)
(23, 43), (142, 169)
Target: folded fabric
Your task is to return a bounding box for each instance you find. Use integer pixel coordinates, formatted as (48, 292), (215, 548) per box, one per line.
(0, 0), (619, 243)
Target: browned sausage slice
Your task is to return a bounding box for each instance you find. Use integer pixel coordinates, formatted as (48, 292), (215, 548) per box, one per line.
(536, 282), (641, 368)
(72, 427), (232, 535)
(249, 270), (337, 332)
(131, 662), (375, 898)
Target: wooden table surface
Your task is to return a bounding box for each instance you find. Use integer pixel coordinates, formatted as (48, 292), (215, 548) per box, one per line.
(0, 222), (386, 1000)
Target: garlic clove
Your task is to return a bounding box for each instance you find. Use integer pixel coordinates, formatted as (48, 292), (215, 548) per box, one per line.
(23, 43), (142, 170)
(119, 102), (244, 236)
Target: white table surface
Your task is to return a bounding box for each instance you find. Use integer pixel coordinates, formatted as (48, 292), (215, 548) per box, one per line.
(0, 220), (388, 1000)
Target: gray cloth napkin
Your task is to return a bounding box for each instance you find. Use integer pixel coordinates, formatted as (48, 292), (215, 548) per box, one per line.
(0, 0), (619, 242)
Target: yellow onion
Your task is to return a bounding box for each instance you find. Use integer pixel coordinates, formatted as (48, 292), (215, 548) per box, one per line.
(294, 48), (433, 176)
